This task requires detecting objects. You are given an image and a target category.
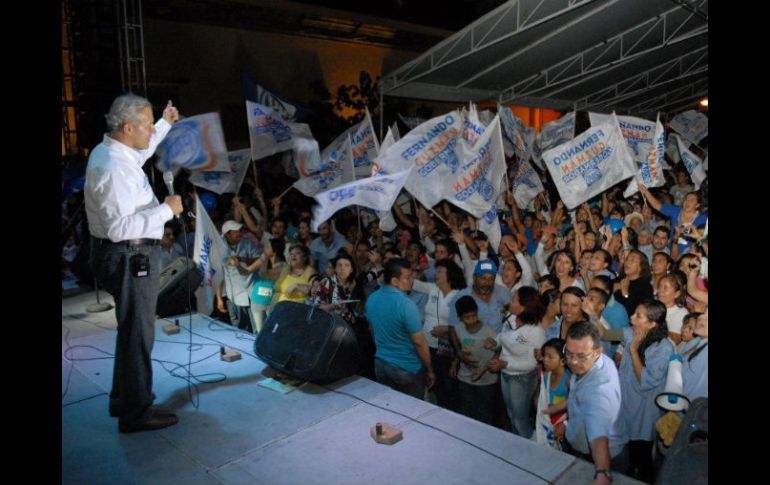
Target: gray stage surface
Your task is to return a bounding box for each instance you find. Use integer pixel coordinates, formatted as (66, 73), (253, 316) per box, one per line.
(62, 290), (642, 485)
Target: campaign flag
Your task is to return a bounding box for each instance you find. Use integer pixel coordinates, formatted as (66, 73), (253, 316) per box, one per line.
(498, 104), (535, 163)
(372, 123), (403, 230)
(188, 149), (252, 195)
(311, 168), (412, 231)
(289, 136), (323, 177)
(447, 116), (507, 217)
(193, 195), (228, 315)
(589, 113), (657, 165)
(241, 74), (302, 121)
(462, 103), (485, 147)
(623, 116), (666, 198)
(321, 108), (379, 178)
(398, 113), (425, 131)
(374, 111), (464, 209)
(478, 109), (495, 127)
(294, 134), (355, 196)
(669, 110), (708, 145)
(676, 136), (707, 190)
(665, 134), (680, 166)
(246, 100), (320, 164)
(532, 111), (576, 170)
(542, 113), (636, 209)
(478, 205), (502, 255)
(378, 127), (397, 164)
(511, 159), (545, 209)
(155, 113), (230, 173)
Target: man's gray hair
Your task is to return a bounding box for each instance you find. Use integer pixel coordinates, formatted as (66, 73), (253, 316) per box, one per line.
(105, 94), (152, 132)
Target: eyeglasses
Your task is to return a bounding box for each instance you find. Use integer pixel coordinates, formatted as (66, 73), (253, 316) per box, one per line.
(564, 348), (597, 362)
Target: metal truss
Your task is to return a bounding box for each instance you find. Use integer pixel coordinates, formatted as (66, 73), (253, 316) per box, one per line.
(625, 77), (708, 115)
(379, 0), (599, 95)
(500, 1), (708, 103)
(575, 45), (707, 111)
(116, 0), (148, 96)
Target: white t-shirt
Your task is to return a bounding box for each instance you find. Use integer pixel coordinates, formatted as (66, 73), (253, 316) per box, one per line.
(665, 305), (689, 335)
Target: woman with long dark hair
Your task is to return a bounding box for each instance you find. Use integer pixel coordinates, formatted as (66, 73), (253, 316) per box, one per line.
(486, 286), (547, 438)
(410, 259), (468, 412)
(601, 299), (674, 483)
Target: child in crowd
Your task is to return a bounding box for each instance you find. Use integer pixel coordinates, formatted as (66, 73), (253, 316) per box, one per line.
(534, 338), (570, 449)
(450, 296), (499, 426)
(676, 312), (700, 353)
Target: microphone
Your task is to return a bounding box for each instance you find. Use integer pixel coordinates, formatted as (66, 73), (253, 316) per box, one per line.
(163, 171), (181, 219)
(163, 170), (175, 195)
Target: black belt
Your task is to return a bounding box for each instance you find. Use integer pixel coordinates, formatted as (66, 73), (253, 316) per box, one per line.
(96, 237), (160, 247)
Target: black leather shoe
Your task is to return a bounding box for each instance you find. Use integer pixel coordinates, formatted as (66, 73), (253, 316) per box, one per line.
(110, 392), (157, 418)
(118, 412), (178, 433)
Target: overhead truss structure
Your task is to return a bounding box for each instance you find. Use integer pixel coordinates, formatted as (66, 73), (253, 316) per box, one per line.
(380, 0), (707, 117)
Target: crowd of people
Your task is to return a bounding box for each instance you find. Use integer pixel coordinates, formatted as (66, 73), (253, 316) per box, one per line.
(71, 93), (708, 484)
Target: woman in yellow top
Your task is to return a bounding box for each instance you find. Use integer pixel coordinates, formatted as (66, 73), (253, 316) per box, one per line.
(272, 244), (314, 304)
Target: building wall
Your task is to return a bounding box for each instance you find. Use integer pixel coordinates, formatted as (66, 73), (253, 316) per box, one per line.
(144, 18), (422, 143)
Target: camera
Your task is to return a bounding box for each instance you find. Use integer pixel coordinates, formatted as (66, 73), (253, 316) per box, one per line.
(681, 225), (692, 235)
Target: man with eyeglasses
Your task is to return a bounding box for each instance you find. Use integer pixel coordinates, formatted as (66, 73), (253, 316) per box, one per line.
(562, 322), (629, 484)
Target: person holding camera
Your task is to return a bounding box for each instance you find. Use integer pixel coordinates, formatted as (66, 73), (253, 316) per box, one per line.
(85, 94), (182, 433)
(637, 186), (707, 256)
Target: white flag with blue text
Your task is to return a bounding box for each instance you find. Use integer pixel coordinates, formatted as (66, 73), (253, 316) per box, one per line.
(294, 134), (355, 196)
(155, 113), (230, 173)
(246, 100), (320, 164)
(669, 110), (708, 145)
(589, 113), (657, 166)
(312, 168), (412, 232)
(462, 103), (485, 148)
(533, 112), (575, 170)
(447, 116), (508, 217)
(188, 149), (252, 195)
(676, 136), (707, 190)
(543, 113), (636, 210)
(498, 104), (535, 162)
(511, 159), (545, 209)
(193, 195), (228, 315)
(374, 111), (464, 209)
(322, 108), (379, 178)
(623, 117), (666, 198)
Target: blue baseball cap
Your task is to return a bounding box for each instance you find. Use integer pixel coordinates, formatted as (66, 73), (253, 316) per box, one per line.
(474, 259), (498, 276)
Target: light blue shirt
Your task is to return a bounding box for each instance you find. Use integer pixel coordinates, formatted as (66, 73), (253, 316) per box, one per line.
(447, 285), (511, 333)
(310, 232), (349, 274)
(567, 353), (627, 457)
(618, 327), (674, 441)
(601, 298), (630, 358)
(223, 238), (260, 307)
(366, 285), (424, 374)
(680, 337), (708, 401)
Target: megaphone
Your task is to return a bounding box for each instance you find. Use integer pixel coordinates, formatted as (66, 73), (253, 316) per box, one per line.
(655, 354), (691, 412)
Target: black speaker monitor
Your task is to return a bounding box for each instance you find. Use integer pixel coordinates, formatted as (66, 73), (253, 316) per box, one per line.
(255, 301), (360, 384)
(156, 257), (202, 318)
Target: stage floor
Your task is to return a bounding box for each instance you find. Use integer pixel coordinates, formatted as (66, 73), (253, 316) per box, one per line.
(62, 290), (642, 485)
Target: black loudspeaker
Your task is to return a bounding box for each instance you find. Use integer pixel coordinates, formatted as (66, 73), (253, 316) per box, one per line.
(255, 301), (361, 384)
(657, 397), (708, 485)
(156, 257), (202, 317)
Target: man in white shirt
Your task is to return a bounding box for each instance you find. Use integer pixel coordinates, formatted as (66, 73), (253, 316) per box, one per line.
(85, 94), (182, 433)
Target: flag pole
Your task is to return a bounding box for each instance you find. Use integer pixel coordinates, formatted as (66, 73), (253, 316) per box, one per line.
(276, 185), (293, 200)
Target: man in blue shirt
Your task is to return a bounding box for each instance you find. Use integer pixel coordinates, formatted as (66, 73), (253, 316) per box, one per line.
(310, 220), (350, 274)
(562, 322), (628, 484)
(366, 258), (435, 399)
